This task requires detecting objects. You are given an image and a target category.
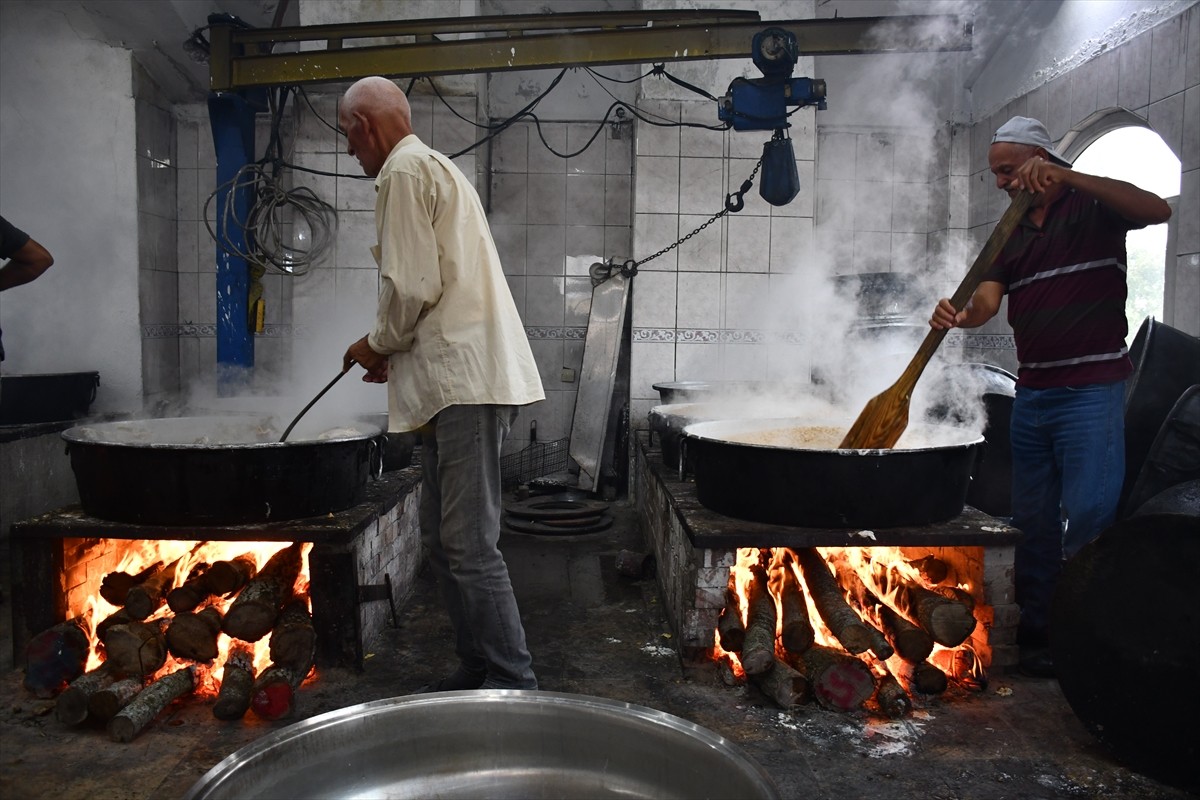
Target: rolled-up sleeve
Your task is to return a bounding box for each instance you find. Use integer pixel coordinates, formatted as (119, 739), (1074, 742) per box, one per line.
(368, 170), (444, 355)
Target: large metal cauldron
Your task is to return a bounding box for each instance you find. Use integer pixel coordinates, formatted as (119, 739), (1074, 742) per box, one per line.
(62, 415), (382, 525)
(683, 418), (983, 528)
(183, 691), (779, 800)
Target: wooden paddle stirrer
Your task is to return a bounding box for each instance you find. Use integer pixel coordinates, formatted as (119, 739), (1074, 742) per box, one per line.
(838, 190), (1034, 450)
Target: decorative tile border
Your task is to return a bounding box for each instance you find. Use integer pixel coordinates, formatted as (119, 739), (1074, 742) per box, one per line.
(525, 326), (587, 340)
(144, 324), (294, 339)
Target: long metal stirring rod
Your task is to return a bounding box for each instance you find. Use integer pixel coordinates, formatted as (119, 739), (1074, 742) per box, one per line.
(279, 360), (357, 443)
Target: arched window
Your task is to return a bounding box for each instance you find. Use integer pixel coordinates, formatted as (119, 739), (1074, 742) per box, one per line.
(1060, 111), (1181, 343)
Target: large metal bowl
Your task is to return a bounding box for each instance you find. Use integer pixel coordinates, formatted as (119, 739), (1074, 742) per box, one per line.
(184, 691), (779, 800)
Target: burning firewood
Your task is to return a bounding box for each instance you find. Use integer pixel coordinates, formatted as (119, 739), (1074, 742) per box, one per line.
(250, 663), (312, 721)
(269, 594), (316, 673)
(893, 659), (948, 695)
(55, 662), (118, 725)
(88, 676), (145, 723)
(108, 665), (198, 743)
(878, 604), (934, 664)
(123, 556), (183, 620)
(95, 608), (134, 642)
(870, 562), (976, 647)
(99, 561), (162, 607)
(794, 548), (875, 656)
(786, 644), (875, 712)
(907, 555), (949, 585)
(716, 653), (745, 687)
(223, 543), (303, 642)
(716, 576), (746, 653)
(823, 553), (894, 661)
(168, 554), (258, 614)
(213, 642), (256, 721)
(872, 667), (913, 718)
(773, 553), (814, 655)
(103, 618), (170, 677)
(740, 556), (776, 676)
(751, 658), (810, 710)
(23, 617), (89, 698)
(166, 606), (223, 662)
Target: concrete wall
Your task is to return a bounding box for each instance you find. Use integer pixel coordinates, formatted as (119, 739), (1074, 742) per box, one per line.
(0, 1), (142, 413)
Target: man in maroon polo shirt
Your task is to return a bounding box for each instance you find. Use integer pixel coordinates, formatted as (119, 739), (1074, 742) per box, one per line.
(930, 117), (1171, 678)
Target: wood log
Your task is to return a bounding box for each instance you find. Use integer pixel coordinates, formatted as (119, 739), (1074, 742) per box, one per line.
(893, 659), (948, 695)
(108, 666), (197, 743)
(775, 559), (814, 655)
(99, 561), (162, 607)
(269, 595), (316, 673)
(907, 555), (949, 585)
(740, 560), (776, 676)
(786, 644), (875, 712)
(55, 662), (117, 725)
(935, 585), (976, 612)
(89, 677), (145, 722)
(168, 554), (258, 613)
(124, 557), (182, 620)
(223, 544), (303, 642)
(250, 664), (310, 721)
(879, 604), (934, 664)
(794, 548), (873, 655)
(716, 577), (745, 653)
(23, 617), (90, 698)
(871, 562), (976, 647)
(715, 653), (745, 687)
(103, 618), (169, 677)
(824, 554), (894, 661)
(213, 642), (256, 721)
(166, 607), (223, 662)
(872, 668), (913, 718)
(751, 658), (810, 710)
(95, 608), (134, 642)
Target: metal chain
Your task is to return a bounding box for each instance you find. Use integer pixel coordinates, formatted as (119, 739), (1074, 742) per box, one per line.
(589, 155), (765, 286)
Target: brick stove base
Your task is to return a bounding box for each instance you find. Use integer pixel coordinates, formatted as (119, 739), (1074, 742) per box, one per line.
(8, 469), (424, 670)
(633, 440), (1022, 674)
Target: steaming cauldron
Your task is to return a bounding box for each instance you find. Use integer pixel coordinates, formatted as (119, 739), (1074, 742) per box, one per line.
(682, 418), (983, 528)
(62, 415), (382, 525)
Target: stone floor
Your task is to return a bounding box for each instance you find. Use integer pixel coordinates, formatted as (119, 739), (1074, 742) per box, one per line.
(0, 499), (1192, 800)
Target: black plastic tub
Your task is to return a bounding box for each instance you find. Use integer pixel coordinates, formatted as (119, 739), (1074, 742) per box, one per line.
(682, 418), (983, 528)
(62, 416), (380, 525)
(0, 371), (99, 424)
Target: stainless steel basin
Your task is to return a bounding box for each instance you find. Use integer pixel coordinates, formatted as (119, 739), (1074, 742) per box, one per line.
(184, 691), (779, 800)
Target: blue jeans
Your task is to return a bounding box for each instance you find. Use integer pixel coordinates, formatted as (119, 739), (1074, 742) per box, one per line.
(419, 403), (537, 689)
(1010, 381), (1126, 644)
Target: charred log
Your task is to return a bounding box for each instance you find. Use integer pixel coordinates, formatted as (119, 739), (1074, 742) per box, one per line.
(775, 556), (814, 655)
(824, 553), (894, 661)
(872, 668), (913, 718)
(213, 642), (256, 721)
(269, 595), (316, 673)
(95, 608), (134, 643)
(871, 562), (976, 647)
(123, 557), (182, 620)
(794, 549), (873, 656)
(751, 658), (810, 710)
(908, 555), (949, 585)
(166, 607), (223, 662)
(716, 653), (745, 687)
(23, 617), (89, 698)
(223, 544), (303, 642)
(716, 577), (746, 653)
(88, 677), (145, 723)
(103, 618), (169, 677)
(894, 659), (948, 695)
(108, 666), (198, 743)
(740, 558), (776, 676)
(251, 664), (310, 721)
(879, 604), (934, 664)
(55, 662), (117, 725)
(786, 644), (875, 712)
(99, 562), (162, 607)
(168, 554), (257, 614)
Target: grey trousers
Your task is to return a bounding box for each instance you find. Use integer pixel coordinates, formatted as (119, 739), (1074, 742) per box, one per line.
(419, 403), (537, 689)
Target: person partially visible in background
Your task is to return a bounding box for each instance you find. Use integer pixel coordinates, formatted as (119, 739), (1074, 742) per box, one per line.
(929, 117), (1171, 679)
(1, 215), (55, 364)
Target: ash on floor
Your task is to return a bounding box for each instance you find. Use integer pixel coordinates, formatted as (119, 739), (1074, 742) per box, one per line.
(0, 500), (1190, 800)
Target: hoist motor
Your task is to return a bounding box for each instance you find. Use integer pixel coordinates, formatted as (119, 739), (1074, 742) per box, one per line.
(717, 27), (827, 131)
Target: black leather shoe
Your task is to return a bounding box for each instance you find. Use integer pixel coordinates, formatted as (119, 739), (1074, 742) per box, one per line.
(414, 668), (487, 694)
(1018, 646), (1056, 679)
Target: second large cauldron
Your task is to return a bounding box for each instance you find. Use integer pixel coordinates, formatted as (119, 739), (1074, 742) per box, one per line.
(62, 415), (383, 525)
(682, 418), (983, 528)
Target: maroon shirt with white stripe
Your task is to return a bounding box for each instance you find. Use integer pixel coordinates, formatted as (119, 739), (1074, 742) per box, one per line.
(983, 188), (1141, 389)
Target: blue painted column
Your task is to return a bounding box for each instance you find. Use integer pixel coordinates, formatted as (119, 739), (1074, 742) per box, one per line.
(207, 93), (256, 396)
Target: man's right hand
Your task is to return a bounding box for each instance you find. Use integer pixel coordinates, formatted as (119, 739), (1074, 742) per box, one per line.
(345, 336), (388, 383)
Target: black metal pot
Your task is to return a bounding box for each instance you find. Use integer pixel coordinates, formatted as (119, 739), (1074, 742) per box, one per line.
(62, 416), (381, 525)
(682, 418), (983, 528)
(357, 413), (417, 472)
(0, 371), (99, 424)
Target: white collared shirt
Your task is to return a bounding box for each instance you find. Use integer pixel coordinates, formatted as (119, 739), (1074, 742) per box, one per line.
(366, 135), (544, 430)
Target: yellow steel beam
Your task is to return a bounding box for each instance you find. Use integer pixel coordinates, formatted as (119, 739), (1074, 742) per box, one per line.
(210, 14), (971, 92)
